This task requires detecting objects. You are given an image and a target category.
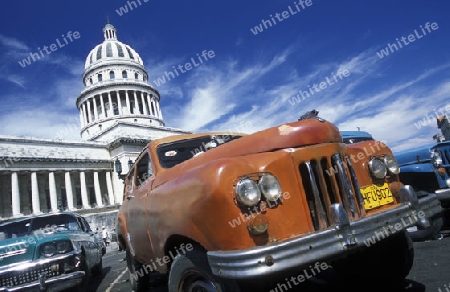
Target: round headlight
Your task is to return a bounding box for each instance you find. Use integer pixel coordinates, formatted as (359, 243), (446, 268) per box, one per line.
(383, 155), (400, 175)
(432, 151), (443, 167)
(368, 158), (387, 179)
(56, 241), (72, 254)
(42, 243), (56, 258)
(235, 178), (261, 206)
(259, 174), (282, 201)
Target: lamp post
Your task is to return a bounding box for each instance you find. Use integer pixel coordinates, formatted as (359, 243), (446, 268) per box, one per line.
(114, 158), (134, 180)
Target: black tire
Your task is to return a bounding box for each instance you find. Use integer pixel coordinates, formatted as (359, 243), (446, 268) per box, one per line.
(332, 231), (414, 288)
(92, 256), (103, 275)
(126, 249), (150, 292)
(408, 216), (444, 242)
(72, 252), (90, 292)
(168, 249), (240, 292)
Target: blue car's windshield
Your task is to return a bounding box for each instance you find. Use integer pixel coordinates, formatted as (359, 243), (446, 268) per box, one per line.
(0, 214), (81, 240)
(0, 219), (32, 239)
(31, 214), (81, 232)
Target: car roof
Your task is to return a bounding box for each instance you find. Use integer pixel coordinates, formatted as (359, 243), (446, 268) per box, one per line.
(340, 130), (373, 139)
(0, 212), (81, 226)
(150, 132), (247, 147)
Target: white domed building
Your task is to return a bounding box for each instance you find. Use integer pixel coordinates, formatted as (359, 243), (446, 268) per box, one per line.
(0, 24), (189, 228)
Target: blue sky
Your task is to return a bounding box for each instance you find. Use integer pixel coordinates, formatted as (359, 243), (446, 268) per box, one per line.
(0, 0), (449, 152)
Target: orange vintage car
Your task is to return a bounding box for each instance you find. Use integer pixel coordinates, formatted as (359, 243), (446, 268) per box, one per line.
(116, 110), (442, 291)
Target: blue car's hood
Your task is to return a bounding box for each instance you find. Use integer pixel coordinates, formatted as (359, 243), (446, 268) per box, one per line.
(0, 236), (37, 266)
(395, 141), (450, 166)
(0, 231), (81, 267)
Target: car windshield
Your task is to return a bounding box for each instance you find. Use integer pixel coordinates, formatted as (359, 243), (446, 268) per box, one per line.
(157, 134), (242, 168)
(31, 214), (81, 233)
(343, 137), (374, 144)
(0, 219), (32, 239)
(0, 214), (81, 240)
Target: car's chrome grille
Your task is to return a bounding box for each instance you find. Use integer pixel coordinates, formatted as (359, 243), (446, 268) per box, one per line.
(0, 262), (61, 288)
(440, 147), (450, 165)
(299, 153), (365, 231)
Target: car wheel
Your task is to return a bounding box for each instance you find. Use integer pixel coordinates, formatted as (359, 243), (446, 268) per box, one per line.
(168, 249), (240, 292)
(126, 248), (150, 292)
(332, 231), (414, 288)
(92, 256), (103, 275)
(72, 251), (90, 292)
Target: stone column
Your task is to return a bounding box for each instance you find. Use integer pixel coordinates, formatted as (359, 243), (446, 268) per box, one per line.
(146, 93), (153, 116)
(31, 172), (41, 214)
(116, 91), (123, 115)
(48, 172), (58, 212)
(11, 172), (21, 216)
(82, 103), (88, 125)
(106, 171), (115, 205)
(87, 99), (93, 123)
(65, 172), (75, 210)
(93, 96), (99, 120)
(79, 111), (84, 128)
(156, 100), (163, 120)
(141, 92), (149, 115)
(100, 93), (106, 118)
(133, 91), (140, 114)
(80, 171), (90, 209)
(108, 92), (113, 116)
(93, 172), (103, 207)
(125, 91), (131, 114)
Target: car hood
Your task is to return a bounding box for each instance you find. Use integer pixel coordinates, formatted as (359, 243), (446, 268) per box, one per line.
(0, 236), (37, 266)
(395, 141), (450, 166)
(0, 232), (80, 267)
(154, 118), (342, 183)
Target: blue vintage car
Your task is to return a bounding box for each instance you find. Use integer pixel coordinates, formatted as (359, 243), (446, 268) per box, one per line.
(340, 130), (445, 241)
(0, 212), (103, 291)
(394, 141), (450, 207)
(395, 141), (450, 235)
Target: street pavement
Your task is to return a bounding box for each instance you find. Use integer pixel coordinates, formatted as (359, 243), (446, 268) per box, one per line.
(91, 229), (450, 292)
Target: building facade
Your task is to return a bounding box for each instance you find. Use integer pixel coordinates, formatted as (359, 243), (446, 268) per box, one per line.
(0, 24), (189, 224)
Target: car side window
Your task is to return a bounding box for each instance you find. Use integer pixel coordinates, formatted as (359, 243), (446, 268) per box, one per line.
(126, 170), (135, 194)
(136, 152), (153, 187)
(81, 218), (92, 232)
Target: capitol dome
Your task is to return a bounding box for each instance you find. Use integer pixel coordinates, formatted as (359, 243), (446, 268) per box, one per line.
(84, 24), (144, 71)
(76, 23), (168, 142)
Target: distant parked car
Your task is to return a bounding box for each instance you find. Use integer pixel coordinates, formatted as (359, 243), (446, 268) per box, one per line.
(341, 130), (445, 241)
(0, 212), (104, 291)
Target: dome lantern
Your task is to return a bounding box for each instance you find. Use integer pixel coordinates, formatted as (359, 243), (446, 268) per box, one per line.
(103, 24), (117, 41)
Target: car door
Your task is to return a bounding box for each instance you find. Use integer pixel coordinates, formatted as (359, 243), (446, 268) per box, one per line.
(126, 151), (155, 263)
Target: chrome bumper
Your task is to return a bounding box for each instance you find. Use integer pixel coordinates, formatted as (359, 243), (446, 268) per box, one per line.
(0, 252), (85, 292)
(435, 188), (450, 202)
(207, 186), (442, 280)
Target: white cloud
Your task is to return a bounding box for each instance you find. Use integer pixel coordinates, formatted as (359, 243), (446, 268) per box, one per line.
(0, 34), (29, 51)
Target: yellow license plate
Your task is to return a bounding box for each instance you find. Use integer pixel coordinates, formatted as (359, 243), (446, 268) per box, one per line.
(360, 183), (394, 210)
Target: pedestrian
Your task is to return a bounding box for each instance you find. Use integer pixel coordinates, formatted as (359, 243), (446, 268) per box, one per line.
(102, 226), (108, 246)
